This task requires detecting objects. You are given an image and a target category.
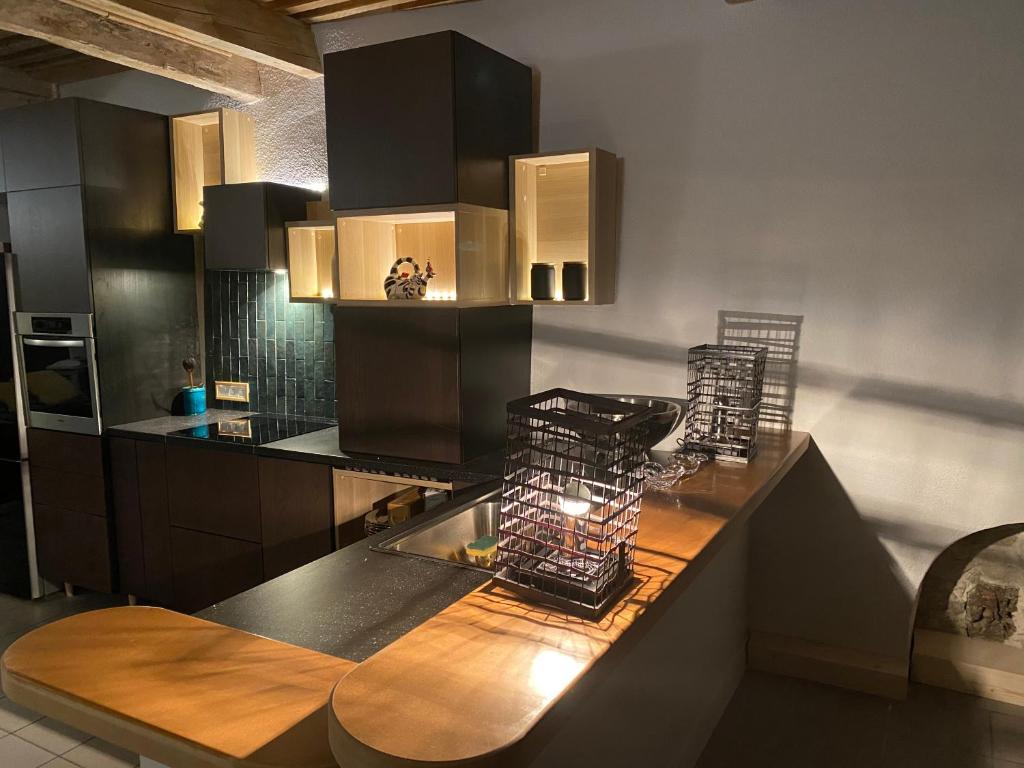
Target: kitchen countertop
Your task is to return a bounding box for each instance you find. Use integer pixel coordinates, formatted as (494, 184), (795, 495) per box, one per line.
(105, 409), (256, 442)
(327, 432), (811, 766)
(257, 426), (505, 484)
(197, 482), (499, 662)
(106, 414), (503, 483)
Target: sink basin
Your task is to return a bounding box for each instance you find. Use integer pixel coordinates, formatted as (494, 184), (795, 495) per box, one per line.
(373, 492), (500, 571)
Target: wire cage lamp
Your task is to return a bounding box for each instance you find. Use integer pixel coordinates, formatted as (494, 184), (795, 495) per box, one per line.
(494, 389), (653, 619)
(683, 344), (768, 462)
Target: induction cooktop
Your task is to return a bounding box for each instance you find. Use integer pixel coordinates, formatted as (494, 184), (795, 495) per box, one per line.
(168, 415), (334, 447)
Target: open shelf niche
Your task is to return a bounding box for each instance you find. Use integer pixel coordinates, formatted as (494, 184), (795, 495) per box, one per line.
(170, 108), (256, 233)
(510, 148), (618, 305)
(335, 203), (508, 307)
(287, 220), (338, 302)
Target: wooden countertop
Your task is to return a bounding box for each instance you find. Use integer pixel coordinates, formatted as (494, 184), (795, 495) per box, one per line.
(329, 431), (810, 766)
(1, 607), (355, 768)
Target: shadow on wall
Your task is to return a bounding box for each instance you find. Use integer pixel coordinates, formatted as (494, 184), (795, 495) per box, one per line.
(747, 438), (913, 661)
(533, 322), (1024, 430)
(717, 310), (803, 432)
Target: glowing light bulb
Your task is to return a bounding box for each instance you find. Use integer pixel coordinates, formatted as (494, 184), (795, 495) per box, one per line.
(560, 481), (592, 518)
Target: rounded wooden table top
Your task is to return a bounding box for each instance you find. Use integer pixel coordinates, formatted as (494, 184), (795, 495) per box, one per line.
(1, 606), (356, 768)
(329, 432), (810, 766)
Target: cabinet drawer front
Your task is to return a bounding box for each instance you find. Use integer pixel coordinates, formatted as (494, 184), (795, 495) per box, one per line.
(165, 444), (260, 542)
(259, 458), (332, 580)
(33, 503), (114, 592)
(30, 464), (107, 517)
(27, 429), (104, 476)
(170, 527), (263, 614)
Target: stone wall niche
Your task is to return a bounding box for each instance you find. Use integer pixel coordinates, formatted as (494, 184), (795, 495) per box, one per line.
(912, 524), (1024, 707)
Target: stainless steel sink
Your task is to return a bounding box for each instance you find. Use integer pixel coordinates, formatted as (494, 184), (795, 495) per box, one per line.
(373, 492), (500, 571)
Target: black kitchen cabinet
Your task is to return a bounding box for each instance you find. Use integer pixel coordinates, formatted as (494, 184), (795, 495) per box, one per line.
(165, 442), (261, 542)
(0, 99), (82, 193)
(258, 457), (333, 580)
(28, 428), (114, 592)
(7, 186), (92, 313)
(203, 182), (319, 271)
(334, 304), (533, 464)
(170, 527), (263, 614)
(324, 31), (533, 211)
(111, 438), (334, 611)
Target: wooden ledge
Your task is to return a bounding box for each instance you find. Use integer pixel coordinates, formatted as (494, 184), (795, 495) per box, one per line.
(329, 432), (810, 766)
(1, 607), (355, 768)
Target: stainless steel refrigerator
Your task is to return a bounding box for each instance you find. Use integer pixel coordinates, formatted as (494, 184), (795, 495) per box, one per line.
(1, 250), (42, 598)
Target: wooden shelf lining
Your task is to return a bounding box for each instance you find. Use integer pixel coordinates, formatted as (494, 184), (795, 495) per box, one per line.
(288, 220), (338, 302)
(335, 204), (508, 307)
(511, 148), (618, 305)
(170, 108), (256, 234)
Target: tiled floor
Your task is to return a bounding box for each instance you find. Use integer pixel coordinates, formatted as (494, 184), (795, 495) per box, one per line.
(697, 671), (1024, 768)
(0, 591), (134, 768)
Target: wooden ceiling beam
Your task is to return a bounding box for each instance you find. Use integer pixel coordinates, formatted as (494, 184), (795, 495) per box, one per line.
(0, 0), (264, 102)
(61, 0), (322, 78)
(0, 64), (58, 101)
(293, 0), (466, 21)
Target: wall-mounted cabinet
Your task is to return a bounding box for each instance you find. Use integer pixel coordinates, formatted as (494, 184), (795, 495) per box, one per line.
(204, 182), (319, 271)
(287, 220), (338, 302)
(324, 31), (532, 211)
(335, 204), (508, 307)
(170, 108), (256, 233)
(510, 148), (619, 305)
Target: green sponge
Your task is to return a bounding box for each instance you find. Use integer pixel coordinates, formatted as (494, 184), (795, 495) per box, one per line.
(465, 534), (498, 558)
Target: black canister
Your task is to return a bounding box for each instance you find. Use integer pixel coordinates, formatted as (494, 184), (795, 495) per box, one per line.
(530, 263), (556, 301)
(561, 261), (587, 301)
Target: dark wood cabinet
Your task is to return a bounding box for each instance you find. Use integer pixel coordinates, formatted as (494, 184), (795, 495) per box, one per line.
(334, 305), (533, 464)
(165, 443), (261, 542)
(324, 31), (533, 211)
(111, 438), (334, 611)
(7, 186), (92, 314)
(109, 438), (145, 596)
(170, 527), (263, 614)
(258, 457), (333, 580)
(203, 182), (319, 271)
(28, 428), (114, 592)
(137, 441), (175, 606)
(0, 99), (82, 192)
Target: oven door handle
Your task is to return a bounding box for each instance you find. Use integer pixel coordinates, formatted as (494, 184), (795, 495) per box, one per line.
(22, 338), (86, 348)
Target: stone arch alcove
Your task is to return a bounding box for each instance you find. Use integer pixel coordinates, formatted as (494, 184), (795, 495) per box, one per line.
(911, 523), (1024, 706)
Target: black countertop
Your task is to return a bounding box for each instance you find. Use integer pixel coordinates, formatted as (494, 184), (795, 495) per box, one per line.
(196, 483), (499, 661)
(106, 415), (503, 484)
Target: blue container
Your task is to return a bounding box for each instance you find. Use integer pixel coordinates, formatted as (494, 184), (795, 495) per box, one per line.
(182, 386), (206, 416)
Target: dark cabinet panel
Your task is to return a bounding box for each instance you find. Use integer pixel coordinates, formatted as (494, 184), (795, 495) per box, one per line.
(28, 428), (113, 592)
(258, 457), (332, 580)
(334, 305), (532, 464)
(7, 186), (92, 313)
(165, 443), (260, 542)
(170, 527), (263, 613)
(28, 429), (104, 476)
(30, 465), (107, 518)
(324, 31), (532, 211)
(137, 441), (174, 606)
(204, 182), (318, 271)
(336, 306), (461, 463)
(109, 437), (145, 596)
(0, 100), (81, 192)
(34, 503), (114, 592)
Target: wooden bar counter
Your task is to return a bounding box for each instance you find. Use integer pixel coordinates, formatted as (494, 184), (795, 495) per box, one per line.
(328, 431), (810, 767)
(1, 607), (354, 768)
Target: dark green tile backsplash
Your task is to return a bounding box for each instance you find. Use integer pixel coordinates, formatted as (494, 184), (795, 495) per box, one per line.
(205, 270), (335, 419)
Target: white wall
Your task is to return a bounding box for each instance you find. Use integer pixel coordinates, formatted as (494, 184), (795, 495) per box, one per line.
(63, 0), (1024, 662)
